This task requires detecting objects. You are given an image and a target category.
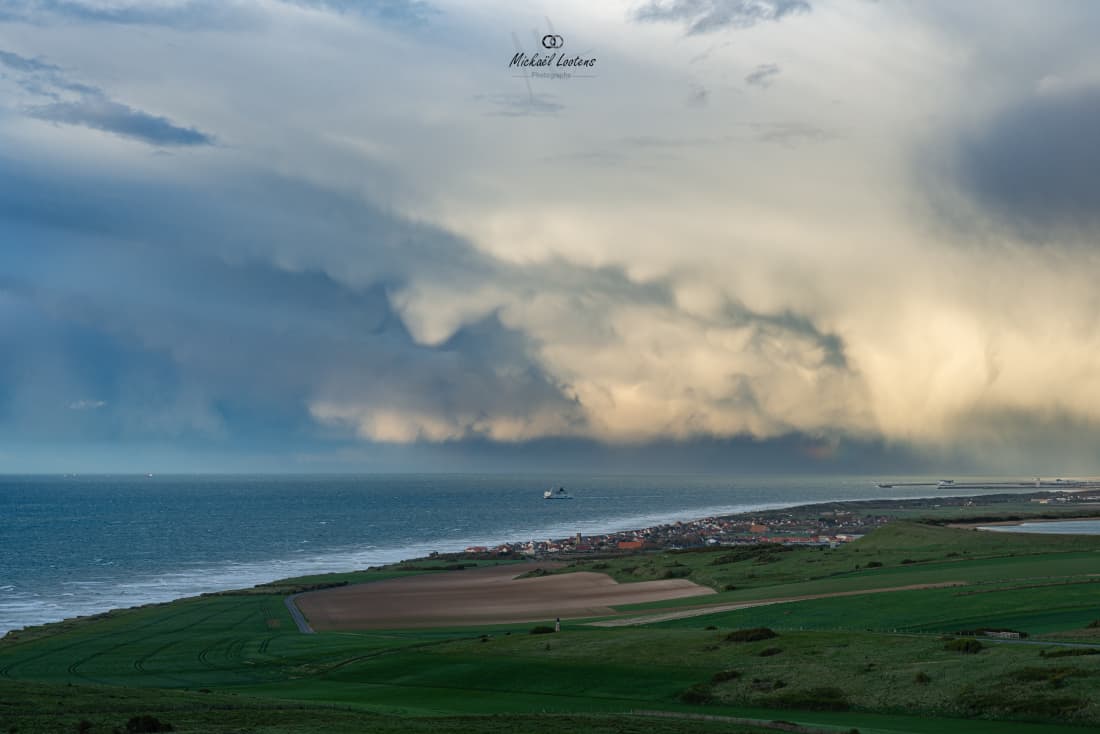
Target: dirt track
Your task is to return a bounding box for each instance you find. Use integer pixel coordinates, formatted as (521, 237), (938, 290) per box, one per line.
(586, 581), (967, 627)
(295, 563), (716, 630)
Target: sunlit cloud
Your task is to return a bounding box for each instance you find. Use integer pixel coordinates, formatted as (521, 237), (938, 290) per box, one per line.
(2, 0), (1100, 472)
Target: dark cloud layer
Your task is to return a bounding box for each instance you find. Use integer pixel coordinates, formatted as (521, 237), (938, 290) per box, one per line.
(954, 85), (1100, 240)
(0, 141), (869, 468)
(0, 154), (579, 452)
(633, 0), (810, 35)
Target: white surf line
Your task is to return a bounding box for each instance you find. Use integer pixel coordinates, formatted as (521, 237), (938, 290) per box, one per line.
(587, 582), (966, 627)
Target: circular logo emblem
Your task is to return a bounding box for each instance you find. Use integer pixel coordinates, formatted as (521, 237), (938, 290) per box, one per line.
(541, 34), (564, 49)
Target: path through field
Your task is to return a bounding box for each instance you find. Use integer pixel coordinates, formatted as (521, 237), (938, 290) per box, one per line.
(587, 582), (968, 627)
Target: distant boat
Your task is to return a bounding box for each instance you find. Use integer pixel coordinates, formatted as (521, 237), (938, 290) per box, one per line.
(544, 487), (573, 500)
(937, 479), (955, 487)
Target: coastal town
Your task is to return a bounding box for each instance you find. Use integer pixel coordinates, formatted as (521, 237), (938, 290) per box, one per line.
(458, 489), (1100, 560)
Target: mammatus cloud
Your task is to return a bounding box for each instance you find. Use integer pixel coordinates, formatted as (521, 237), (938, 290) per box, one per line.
(0, 148), (866, 450)
(633, 0), (810, 35)
(745, 62), (780, 88)
(6, 0), (1100, 475)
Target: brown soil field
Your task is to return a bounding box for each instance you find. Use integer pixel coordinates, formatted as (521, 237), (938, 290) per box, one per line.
(295, 563), (715, 630)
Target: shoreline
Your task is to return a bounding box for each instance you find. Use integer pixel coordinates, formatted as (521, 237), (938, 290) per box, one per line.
(949, 514), (1100, 529)
(5, 486), (1099, 635)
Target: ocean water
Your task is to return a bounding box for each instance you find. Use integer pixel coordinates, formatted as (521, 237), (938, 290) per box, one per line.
(982, 520), (1100, 534)
(0, 473), (1045, 634)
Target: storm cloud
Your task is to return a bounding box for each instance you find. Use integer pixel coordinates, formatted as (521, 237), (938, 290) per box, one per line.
(3, 0), (1100, 473)
(952, 85), (1100, 241)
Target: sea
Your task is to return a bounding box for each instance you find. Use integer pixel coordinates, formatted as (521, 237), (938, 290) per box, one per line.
(0, 473), (1078, 635)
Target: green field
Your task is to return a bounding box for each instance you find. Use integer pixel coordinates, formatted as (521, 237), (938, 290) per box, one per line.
(4, 522), (1100, 733)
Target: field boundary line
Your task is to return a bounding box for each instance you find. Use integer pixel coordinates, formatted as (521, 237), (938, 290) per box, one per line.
(588, 581), (967, 627)
(631, 709), (842, 733)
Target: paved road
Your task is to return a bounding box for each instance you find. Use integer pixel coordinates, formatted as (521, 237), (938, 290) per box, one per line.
(284, 593), (314, 634)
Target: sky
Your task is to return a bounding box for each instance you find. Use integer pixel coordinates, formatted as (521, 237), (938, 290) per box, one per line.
(2, 0), (1100, 474)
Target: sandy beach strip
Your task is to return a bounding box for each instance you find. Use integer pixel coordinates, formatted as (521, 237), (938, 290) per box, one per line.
(295, 562), (715, 630)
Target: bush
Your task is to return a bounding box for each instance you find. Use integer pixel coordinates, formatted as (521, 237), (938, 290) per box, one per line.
(75, 721), (93, 734)
(944, 638), (983, 654)
(711, 669), (742, 683)
(679, 684), (715, 704)
(914, 671), (931, 685)
(865, 561), (883, 568)
(758, 647), (783, 657)
(1087, 619), (1100, 629)
(529, 625), (555, 635)
(956, 688), (1087, 718)
(1041, 648), (1100, 658)
(1007, 666), (1089, 684)
(522, 567), (550, 578)
(725, 627), (778, 643)
(708, 545), (794, 566)
(766, 686), (850, 711)
(124, 717), (173, 733)
(703, 625), (717, 631)
(663, 566), (692, 579)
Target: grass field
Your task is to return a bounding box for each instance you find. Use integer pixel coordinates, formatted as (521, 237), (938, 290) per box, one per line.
(4, 521), (1100, 733)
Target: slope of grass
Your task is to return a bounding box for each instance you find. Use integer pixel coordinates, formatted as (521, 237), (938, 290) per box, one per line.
(7, 522), (1100, 732)
(0, 679), (780, 734)
(552, 523), (1100, 614)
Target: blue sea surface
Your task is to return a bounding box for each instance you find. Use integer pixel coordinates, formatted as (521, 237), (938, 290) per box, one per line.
(0, 473), (1046, 634)
(981, 520), (1100, 535)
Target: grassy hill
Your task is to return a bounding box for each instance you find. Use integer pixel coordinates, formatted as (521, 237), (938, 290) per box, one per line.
(5, 521), (1100, 733)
